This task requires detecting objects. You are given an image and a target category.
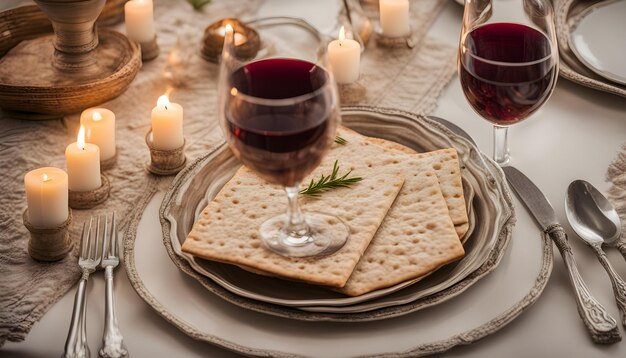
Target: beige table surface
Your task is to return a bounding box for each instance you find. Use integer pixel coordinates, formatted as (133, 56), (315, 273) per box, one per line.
(3, 0), (626, 357)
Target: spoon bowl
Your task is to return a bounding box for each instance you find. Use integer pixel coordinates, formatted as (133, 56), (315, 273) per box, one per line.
(566, 180), (622, 246)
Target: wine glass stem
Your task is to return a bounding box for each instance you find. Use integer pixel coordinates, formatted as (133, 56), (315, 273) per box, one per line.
(283, 184), (310, 245)
(493, 125), (510, 166)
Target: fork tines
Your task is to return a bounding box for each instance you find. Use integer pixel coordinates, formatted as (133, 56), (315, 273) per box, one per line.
(101, 212), (120, 262)
(80, 216), (102, 262)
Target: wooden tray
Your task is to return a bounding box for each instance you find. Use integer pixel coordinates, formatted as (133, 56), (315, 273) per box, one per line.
(0, 5), (141, 118)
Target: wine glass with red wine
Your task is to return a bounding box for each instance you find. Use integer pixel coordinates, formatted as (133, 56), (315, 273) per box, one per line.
(459, 0), (558, 166)
(217, 25), (348, 258)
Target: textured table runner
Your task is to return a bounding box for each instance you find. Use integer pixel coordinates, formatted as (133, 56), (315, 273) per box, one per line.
(608, 143), (626, 237)
(0, 0), (456, 345)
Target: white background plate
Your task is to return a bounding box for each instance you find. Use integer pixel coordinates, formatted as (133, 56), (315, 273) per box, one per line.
(570, 0), (626, 85)
(122, 111), (551, 356)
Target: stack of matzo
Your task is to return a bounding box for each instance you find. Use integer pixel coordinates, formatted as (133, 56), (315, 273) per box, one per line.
(182, 127), (467, 295)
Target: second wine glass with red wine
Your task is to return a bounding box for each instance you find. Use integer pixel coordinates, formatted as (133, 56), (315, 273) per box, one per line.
(217, 25), (349, 258)
(459, 0), (558, 166)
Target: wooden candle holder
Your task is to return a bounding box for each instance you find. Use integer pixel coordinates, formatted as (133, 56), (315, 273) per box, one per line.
(374, 26), (416, 49)
(0, 1), (141, 118)
(69, 174), (111, 209)
(23, 209), (73, 262)
(140, 35), (160, 62)
(145, 131), (187, 176)
(201, 18), (261, 64)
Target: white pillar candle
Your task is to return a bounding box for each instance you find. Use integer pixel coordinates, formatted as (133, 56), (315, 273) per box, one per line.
(24, 167), (69, 228)
(124, 0), (155, 43)
(379, 0), (410, 37)
(151, 95), (184, 150)
(65, 126), (102, 192)
(327, 26), (361, 84)
(80, 108), (116, 161)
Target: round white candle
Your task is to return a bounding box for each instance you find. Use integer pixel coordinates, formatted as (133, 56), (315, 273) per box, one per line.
(80, 108), (116, 161)
(379, 0), (410, 37)
(65, 126), (102, 192)
(124, 0), (155, 43)
(151, 95), (184, 150)
(24, 167), (69, 228)
(327, 26), (361, 84)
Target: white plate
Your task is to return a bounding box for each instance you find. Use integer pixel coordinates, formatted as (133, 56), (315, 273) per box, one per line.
(124, 109), (553, 357)
(569, 0), (626, 85)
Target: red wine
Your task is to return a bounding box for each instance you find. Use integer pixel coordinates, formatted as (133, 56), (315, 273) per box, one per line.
(459, 23), (556, 125)
(225, 58), (336, 187)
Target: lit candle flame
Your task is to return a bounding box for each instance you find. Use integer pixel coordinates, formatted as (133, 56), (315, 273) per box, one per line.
(339, 26), (346, 43)
(77, 125), (86, 150)
(157, 95), (170, 109)
(42, 173), (50, 182)
(92, 111), (103, 121)
(225, 24), (234, 34)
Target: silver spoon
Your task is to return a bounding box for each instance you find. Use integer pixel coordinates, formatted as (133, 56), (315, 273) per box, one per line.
(566, 180), (626, 327)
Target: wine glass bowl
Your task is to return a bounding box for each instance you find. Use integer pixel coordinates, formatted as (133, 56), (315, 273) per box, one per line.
(217, 27), (349, 258)
(458, 0), (558, 166)
(225, 58), (337, 187)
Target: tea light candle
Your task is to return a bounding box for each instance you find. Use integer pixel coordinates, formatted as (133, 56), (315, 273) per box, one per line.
(125, 0), (155, 43)
(327, 26), (361, 84)
(65, 126), (102, 192)
(80, 108), (116, 161)
(379, 0), (410, 37)
(24, 167), (68, 228)
(151, 95), (184, 150)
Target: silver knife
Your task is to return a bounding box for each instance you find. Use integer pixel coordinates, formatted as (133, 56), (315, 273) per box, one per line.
(503, 166), (621, 344)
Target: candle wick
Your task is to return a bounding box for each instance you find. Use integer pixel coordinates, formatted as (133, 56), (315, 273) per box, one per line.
(165, 105), (168, 110)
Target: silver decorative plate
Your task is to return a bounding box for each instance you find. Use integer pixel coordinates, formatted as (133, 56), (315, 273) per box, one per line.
(158, 106), (515, 319)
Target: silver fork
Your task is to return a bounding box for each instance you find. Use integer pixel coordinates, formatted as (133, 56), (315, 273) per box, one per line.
(98, 213), (128, 358)
(64, 217), (102, 358)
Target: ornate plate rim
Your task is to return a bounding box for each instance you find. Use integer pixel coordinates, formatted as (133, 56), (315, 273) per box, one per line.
(160, 106), (514, 322)
(162, 106), (510, 316)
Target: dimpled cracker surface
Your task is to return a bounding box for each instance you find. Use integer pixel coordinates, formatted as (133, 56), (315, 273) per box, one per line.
(368, 137), (469, 239)
(335, 130), (465, 296)
(181, 133), (405, 288)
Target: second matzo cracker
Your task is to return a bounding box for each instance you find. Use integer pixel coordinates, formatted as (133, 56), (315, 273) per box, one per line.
(336, 129), (465, 296)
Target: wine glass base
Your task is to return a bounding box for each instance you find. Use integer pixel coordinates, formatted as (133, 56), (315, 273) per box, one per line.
(260, 212), (349, 258)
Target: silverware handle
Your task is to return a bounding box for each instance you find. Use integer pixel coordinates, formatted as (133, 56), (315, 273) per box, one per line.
(64, 275), (90, 358)
(593, 246), (626, 328)
(547, 225), (621, 344)
(99, 266), (128, 358)
(616, 242), (626, 261)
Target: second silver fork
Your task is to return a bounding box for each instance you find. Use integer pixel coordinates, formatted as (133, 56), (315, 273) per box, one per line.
(98, 212), (128, 358)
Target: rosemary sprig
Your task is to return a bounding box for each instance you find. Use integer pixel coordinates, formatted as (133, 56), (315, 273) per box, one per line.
(300, 160), (363, 197)
(334, 135), (347, 145)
